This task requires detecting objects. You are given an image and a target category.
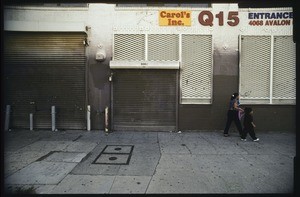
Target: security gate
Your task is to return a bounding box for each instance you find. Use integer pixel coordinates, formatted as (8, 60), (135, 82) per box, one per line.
(112, 69), (177, 131)
(3, 32), (87, 129)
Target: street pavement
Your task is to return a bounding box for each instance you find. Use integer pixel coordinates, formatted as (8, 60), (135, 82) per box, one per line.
(3, 129), (296, 195)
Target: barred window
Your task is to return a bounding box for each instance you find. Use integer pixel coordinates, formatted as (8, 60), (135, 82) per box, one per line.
(239, 35), (295, 105)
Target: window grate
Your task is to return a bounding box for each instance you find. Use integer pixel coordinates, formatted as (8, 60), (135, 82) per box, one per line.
(113, 34), (145, 61)
(273, 36), (296, 100)
(181, 34), (212, 104)
(240, 35), (295, 104)
(148, 34), (179, 61)
(240, 36), (271, 99)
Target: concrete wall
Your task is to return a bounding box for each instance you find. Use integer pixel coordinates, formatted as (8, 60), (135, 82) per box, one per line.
(4, 3), (295, 132)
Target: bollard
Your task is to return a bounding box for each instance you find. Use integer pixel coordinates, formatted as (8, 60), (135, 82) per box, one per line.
(105, 106), (109, 132)
(51, 106), (56, 131)
(30, 113), (33, 131)
(87, 105), (91, 131)
(5, 105), (11, 131)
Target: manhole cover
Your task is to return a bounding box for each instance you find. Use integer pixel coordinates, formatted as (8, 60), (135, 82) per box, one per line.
(103, 145), (132, 154)
(92, 145), (134, 165)
(109, 157), (118, 161)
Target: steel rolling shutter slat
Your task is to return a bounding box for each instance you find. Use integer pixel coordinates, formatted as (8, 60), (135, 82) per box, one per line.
(4, 32), (86, 129)
(113, 69), (176, 131)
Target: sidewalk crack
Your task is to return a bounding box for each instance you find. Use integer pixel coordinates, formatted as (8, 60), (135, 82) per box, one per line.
(145, 132), (161, 194)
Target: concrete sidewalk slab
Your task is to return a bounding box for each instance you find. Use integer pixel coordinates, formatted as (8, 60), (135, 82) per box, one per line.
(110, 176), (152, 194)
(39, 131), (83, 141)
(4, 133), (41, 152)
(62, 141), (98, 153)
(5, 184), (57, 194)
(75, 131), (105, 143)
(41, 152), (87, 163)
(160, 143), (191, 154)
(4, 151), (48, 178)
(50, 175), (115, 194)
(20, 140), (72, 152)
(118, 153), (160, 176)
(5, 161), (77, 185)
(147, 168), (213, 193)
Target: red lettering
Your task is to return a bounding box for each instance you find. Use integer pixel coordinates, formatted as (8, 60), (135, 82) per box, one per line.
(227, 11), (239, 26)
(215, 11), (224, 26)
(198, 11), (213, 26)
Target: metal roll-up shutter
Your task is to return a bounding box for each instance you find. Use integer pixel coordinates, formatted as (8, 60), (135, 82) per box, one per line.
(4, 32), (86, 129)
(113, 69), (177, 131)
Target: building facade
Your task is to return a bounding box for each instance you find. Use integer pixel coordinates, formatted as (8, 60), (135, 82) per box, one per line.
(3, 3), (296, 132)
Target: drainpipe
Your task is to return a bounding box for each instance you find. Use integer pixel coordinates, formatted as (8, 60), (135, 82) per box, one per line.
(4, 105), (11, 131)
(105, 106), (109, 132)
(87, 105), (91, 131)
(51, 106), (56, 131)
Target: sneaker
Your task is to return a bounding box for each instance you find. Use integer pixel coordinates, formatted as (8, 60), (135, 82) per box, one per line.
(241, 138), (247, 141)
(253, 138), (260, 142)
(224, 134), (229, 137)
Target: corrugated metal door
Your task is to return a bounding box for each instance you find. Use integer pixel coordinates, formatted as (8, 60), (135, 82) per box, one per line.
(3, 32), (86, 129)
(112, 69), (177, 131)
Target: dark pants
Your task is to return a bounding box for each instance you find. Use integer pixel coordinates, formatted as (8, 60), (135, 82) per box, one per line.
(224, 110), (243, 135)
(241, 127), (257, 140)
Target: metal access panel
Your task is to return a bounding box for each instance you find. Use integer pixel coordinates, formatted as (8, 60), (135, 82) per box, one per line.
(112, 69), (177, 131)
(3, 32), (86, 129)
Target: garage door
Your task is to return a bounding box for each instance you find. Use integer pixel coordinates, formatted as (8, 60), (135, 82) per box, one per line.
(3, 32), (86, 129)
(112, 69), (177, 131)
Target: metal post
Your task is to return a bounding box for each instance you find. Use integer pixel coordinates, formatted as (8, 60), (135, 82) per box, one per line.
(87, 105), (91, 131)
(51, 106), (56, 131)
(105, 106), (109, 132)
(30, 113), (33, 131)
(4, 105), (11, 131)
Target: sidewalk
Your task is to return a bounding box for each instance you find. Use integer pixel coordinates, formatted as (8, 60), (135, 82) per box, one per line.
(3, 129), (295, 194)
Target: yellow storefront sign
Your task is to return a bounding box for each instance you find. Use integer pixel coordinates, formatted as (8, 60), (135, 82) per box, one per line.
(159, 10), (191, 26)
